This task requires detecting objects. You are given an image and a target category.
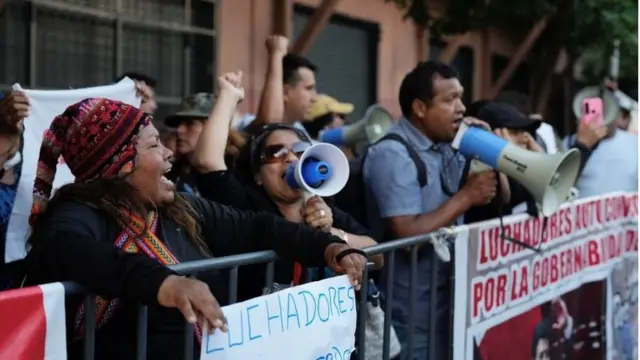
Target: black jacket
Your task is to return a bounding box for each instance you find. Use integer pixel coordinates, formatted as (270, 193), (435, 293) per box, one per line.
(23, 194), (345, 360)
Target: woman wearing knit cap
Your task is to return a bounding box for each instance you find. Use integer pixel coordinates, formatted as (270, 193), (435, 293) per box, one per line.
(20, 80), (367, 359)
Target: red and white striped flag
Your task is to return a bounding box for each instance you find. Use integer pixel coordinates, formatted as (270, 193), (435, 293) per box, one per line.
(0, 283), (67, 360)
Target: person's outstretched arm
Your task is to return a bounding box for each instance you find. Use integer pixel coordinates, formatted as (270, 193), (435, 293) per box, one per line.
(187, 194), (367, 287)
(28, 201), (228, 330)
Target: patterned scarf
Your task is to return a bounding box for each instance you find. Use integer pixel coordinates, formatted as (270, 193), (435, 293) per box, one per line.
(73, 208), (203, 343)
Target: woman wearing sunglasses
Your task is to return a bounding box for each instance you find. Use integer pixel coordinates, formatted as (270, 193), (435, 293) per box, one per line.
(192, 72), (383, 301)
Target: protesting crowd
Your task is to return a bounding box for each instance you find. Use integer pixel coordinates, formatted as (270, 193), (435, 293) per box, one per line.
(0, 31), (637, 360)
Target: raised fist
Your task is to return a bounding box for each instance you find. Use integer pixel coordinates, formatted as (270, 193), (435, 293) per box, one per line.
(265, 35), (289, 55)
(0, 91), (30, 130)
(217, 71), (244, 103)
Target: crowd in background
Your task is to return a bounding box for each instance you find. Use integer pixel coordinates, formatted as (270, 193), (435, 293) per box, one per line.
(0, 33), (637, 360)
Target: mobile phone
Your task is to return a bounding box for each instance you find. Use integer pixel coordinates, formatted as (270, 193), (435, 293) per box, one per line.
(581, 97), (604, 126)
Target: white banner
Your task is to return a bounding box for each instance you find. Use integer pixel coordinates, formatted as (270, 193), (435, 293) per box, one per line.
(452, 192), (638, 360)
(201, 275), (357, 360)
(4, 79), (140, 263)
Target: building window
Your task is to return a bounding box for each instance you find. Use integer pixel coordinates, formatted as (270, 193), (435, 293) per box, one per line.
(429, 39), (474, 106)
(293, 5), (379, 121)
(491, 55), (530, 95)
(0, 0), (216, 122)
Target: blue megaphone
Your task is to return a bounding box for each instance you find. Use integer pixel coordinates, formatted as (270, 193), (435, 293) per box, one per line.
(283, 143), (350, 197)
(286, 158), (332, 189)
(320, 104), (393, 146)
(451, 123), (581, 216)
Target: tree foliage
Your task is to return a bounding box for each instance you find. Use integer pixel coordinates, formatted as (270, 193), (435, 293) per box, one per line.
(570, 0), (638, 83)
(386, 0), (638, 88)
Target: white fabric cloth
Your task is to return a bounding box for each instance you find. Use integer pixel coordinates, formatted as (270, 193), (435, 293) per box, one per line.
(536, 122), (558, 154)
(4, 79), (140, 263)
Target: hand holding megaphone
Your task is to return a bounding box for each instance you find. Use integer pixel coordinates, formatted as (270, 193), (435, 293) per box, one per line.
(452, 122), (581, 216)
(302, 195), (334, 231)
(460, 171), (498, 206)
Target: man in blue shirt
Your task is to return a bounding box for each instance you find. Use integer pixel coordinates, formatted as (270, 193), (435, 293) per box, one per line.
(363, 61), (498, 359)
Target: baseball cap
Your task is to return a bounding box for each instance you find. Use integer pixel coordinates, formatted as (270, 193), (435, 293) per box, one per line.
(164, 93), (215, 127)
(305, 94), (354, 121)
(468, 101), (541, 133)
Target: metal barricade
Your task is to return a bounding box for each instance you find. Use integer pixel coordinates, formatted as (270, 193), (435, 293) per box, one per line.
(56, 231), (455, 360)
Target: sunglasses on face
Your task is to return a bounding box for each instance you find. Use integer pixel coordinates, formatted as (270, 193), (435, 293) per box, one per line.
(260, 142), (311, 165)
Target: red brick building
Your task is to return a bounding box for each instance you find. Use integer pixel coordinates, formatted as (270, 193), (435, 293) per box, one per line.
(0, 0), (534, 121)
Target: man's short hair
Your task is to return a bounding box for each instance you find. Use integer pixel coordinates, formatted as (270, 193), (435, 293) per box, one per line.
(115, 72), (158, 89)
(282, 54), (317, 86)
(398, 61), (459, 119)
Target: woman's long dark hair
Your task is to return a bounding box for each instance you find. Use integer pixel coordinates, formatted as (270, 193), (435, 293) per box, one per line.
(27, 178), (211, 257)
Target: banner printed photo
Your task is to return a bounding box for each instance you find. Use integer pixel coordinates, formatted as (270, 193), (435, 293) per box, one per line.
(608, 254), (637, 360)
(452, 192), (638, 360)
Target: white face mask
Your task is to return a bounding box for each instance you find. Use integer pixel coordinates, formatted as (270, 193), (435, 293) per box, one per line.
(4, 152), (21, 170)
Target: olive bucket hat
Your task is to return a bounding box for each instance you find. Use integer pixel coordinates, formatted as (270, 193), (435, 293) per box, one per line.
(164, 92), (215, 128)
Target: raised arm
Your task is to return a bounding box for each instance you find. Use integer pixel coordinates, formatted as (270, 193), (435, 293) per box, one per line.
(192, 71), (245, 173)
(250, 36), (288, 129)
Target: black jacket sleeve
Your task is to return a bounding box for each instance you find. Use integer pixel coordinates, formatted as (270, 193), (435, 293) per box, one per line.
(27, 202), (175, 305)
(194, 170), (256, 210)
(331, 206), (371, 236)
(570, 140), (592, 176)
(186, 195), (346, 266)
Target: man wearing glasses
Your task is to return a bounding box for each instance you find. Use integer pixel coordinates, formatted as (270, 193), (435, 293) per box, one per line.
(362, 61), (499, 360)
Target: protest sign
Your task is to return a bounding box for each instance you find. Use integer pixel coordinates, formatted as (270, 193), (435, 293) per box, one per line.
(452, 192), (638, 360)
(200, 275), (357, 360)
(4, 79), (140, 263)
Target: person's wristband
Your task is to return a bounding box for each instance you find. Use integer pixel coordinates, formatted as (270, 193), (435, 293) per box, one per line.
(573, 140), (591, 153)
(332, 228), (349, 243)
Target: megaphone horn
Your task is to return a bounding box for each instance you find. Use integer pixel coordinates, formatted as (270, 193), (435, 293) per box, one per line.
(285, 143), (350, 197)
(452, 123), (581, 217)
(320, 104), (394, 146)
(572, 86), (620, 125)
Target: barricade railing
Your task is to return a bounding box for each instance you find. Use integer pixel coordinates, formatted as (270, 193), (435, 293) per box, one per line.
(53, 229), (456, 360)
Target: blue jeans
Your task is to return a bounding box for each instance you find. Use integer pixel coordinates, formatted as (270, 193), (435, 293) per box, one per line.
(389, 294), (452, 360)
(392, 317), (429, 360)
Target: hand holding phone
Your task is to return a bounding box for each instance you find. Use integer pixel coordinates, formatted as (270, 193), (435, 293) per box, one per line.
(581, 97), (604, 126)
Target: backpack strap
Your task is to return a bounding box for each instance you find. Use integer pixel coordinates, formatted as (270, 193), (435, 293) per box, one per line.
(376, 133), (428, 188)
(569, 133), (578, 148)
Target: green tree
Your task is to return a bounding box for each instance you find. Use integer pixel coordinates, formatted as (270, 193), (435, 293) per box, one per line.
(386, 0), (638, 99)
(570, 0), (638, 84)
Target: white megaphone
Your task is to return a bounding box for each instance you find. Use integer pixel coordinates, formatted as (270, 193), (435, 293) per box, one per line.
(285, 143), (350, 198)
(452, 123), (582, 216)
(572, 86), (620, 125)
(320, 104), (394, 146)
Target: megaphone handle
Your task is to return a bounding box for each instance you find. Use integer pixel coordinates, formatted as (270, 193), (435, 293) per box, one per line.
(469, 159), (492, 174)
(302, 191), (314, 203)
